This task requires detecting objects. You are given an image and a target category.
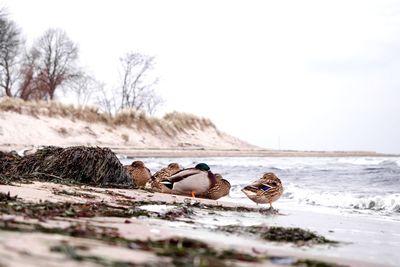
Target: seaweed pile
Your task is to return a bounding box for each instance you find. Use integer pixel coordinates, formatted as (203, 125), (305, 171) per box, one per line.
(218, 225), (337, 245)
(0, 151), (21, 174)
(0, 146), (133, 187)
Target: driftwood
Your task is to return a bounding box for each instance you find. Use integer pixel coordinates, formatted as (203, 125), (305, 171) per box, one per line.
(2, 146), (133, 187)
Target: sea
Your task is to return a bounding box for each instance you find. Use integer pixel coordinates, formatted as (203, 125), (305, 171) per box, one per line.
(121, 156), (400, 266)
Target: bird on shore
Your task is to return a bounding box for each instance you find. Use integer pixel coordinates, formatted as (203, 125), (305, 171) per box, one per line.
(146, 178), (173, 194)
(161, 163), (216, 198)
(198, 173), (231, 200)
(125, 160), (152, 187)
(145, 163), (182, 193)
(241, 172), (283, 209)
(145, 162), (182, 194)
(153, 163), (182, 181)
(147, 169), (230, 200)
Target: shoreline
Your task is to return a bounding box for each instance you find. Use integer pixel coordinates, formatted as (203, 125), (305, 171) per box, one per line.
(1, 144), (396, 158)
(111, 147), (396, 158)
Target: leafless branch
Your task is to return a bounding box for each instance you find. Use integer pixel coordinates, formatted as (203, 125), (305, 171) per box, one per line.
(118, 52), (162, 114)
(0, 10), (22, 97)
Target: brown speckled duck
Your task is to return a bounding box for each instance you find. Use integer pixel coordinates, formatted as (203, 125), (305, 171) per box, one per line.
(153, 163), (182, 181)
(199, 173), (231, 200)
(145, 163), (181, 193)
(125, 160), (151, 187)
(241, 172), (283, 209)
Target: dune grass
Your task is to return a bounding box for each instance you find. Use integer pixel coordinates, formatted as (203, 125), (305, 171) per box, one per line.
(0, 97), (217, 135)
(0, 97), (110, 124)
(163, 111), (215, 131)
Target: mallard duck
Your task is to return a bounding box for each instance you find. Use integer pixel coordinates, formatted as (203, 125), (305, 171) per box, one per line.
(198, 173), (231, 200)
(145, 163), (181, 193)
(125, 160), (151, 187)
(241, 172), (283, 209)
(161, 163), (216, 197)
(146, 178), (173, 193)
(149, 173), (230, 200)
(153, 163), (182, 181)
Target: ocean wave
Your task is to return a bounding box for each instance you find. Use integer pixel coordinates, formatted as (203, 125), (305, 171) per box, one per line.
(338, 157), (400, 167)
(281, 184), (400, 213)
(378, 159), (400, 169)
(214, 157), (400, 172)
(229, 183), (400, 213)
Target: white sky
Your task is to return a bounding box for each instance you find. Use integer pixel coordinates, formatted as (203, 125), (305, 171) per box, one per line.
(1, 0), (400, 153)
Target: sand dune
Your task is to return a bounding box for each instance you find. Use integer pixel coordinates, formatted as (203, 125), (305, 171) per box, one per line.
(0, 110), (255, 152)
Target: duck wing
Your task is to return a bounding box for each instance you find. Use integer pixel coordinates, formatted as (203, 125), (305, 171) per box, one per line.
(167, 168), (202, 183)
(244, 180), (273, 192)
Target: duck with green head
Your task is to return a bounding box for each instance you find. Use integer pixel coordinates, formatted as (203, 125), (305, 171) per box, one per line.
(161, 163), (216, 198)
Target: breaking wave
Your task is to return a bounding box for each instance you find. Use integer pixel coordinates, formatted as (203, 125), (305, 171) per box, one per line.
(282, 184), (400, 213)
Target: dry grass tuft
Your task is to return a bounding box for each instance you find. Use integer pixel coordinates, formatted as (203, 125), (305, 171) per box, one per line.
(114, 109), (149, 128)
(113, 109), (163, 134)
(121, 133), (129, 142)
(57, 127), (68, 136)
(0, 97), (217, 135)
(0, 97), (110, 124)
(163, 111), (216, 131)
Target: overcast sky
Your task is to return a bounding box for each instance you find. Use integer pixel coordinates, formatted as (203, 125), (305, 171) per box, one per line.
(1, 0), (400, 154)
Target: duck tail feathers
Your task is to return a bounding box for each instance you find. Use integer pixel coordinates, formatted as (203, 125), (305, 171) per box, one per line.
(161, 180), (174, 189)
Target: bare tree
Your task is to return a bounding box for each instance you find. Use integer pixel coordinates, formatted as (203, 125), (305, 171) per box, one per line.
(96, 84), (117, 116)
(143, 89), (163, 115)
(17, 47), (47, 100)
(32, 28), (80, 100)
(0, 9), (22, 97)
(118, 52), (162, 114)
(71, 73), (102, 106)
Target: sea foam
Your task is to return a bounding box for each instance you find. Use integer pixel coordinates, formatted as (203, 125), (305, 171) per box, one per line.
(279, 184), (400, 213)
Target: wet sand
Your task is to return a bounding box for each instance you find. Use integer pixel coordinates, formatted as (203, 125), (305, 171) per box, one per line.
(0, 181), (391, 267)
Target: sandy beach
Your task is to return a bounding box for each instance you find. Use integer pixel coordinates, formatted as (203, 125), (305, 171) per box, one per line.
(0, 180), (389, 267)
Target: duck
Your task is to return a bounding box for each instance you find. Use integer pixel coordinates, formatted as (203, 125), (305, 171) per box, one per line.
(147, 170), (230, 200)
(198, 173), (231, 200)
(146, 178), (173, 194)
(145, 163), (181, 193)
(241, 172), (283, 209)
(153, 163), (182, 181)
(161, 163), (216, 197)
(125, 160), (152, 187)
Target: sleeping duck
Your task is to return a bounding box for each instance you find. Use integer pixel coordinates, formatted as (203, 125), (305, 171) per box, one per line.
(153, 163), (182, 181)
(161, 163), (216, 198)
(199, 173), (231, 200)
(241, 172), (283, 209)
